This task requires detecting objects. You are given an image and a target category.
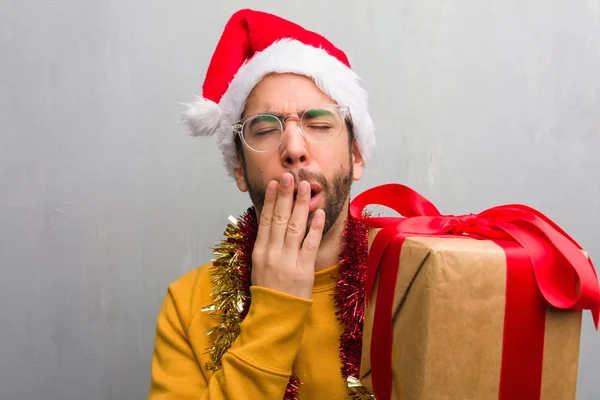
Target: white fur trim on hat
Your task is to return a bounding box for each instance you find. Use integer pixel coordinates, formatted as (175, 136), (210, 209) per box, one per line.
(180, 96), (223, 137)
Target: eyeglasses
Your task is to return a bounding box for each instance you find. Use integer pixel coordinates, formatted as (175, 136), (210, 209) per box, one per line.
(232, 104), (351, 153)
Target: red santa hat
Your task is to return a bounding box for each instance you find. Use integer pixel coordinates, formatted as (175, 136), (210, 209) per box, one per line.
(180, 9), (375, 177)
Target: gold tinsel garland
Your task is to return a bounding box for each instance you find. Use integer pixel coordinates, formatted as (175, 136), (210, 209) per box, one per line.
(201, 215), (250, 371)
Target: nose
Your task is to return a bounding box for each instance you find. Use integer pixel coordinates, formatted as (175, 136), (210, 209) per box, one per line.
(279, 119), (310, 168)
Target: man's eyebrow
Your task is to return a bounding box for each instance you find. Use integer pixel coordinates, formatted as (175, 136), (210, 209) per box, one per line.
(303, 109), (333, 118)
(247, 114), (279, 129)
(254, 114), (279, 121)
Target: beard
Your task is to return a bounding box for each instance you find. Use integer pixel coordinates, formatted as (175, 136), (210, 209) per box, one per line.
(245, 164), (353, 237)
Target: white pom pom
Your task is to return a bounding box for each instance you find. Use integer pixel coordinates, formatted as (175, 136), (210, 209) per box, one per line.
(179, 96), (222, 137)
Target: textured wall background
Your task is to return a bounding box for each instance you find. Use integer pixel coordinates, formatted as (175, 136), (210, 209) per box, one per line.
(1, 1), (598, 399)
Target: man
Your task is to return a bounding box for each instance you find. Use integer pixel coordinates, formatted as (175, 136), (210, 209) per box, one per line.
(148, 9), (376, 399)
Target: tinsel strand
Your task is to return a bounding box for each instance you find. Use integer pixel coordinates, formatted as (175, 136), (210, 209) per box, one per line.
(284, 375), (302, 400)
(334, 213), (375, 399)
(203, 210), (257, 370)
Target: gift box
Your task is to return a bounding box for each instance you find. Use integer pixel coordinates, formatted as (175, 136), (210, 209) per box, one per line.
(350, 184), (600, 400)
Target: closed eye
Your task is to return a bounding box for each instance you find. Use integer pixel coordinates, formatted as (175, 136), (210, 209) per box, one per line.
(253, 129), (279, 137)
(307, 125), (332, 131)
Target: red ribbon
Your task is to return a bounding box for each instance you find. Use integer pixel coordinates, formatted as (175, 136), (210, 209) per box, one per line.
(350, 183), (600, 400)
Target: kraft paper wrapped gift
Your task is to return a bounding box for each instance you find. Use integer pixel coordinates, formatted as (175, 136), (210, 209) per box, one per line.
(349, 184), (600, 400)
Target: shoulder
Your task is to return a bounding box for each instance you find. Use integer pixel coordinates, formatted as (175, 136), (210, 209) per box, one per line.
(163, 262), (215, 331)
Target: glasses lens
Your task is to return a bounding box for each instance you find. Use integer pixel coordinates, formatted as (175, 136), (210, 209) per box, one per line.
(243, 114), (283, 152)
(301, 105), (344, 143)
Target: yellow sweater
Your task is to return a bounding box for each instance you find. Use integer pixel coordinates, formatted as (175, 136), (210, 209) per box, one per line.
(148, 261), (349, 399)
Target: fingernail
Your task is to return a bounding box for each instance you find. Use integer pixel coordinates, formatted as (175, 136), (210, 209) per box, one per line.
(282, 174), (291, 187)
(267, 181), (277, 193)
(315, 209), (325, 223)
(298, 182), (308, 195)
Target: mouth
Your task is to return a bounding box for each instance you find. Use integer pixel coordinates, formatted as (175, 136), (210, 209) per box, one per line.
(292, 184), (322, 212)
(292, 188), (319, 200)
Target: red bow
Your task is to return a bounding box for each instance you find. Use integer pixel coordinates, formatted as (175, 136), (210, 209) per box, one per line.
(350, 183), (600, 399)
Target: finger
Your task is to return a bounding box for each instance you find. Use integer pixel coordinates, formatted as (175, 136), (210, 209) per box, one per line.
(254, 180), (278, 250)
(298, 208), (325, 268)
(284, 180), (311, 252)
(270, 172), (295, 248)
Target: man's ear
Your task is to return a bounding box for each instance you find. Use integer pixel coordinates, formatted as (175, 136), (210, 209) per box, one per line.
(234, 153), (248, 192)
(351, 140), (364, 181)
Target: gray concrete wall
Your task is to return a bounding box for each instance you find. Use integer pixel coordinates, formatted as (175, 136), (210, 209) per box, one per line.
(1, 1), (598, 399)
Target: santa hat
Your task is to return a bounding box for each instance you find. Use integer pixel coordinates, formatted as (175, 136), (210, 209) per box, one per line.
(180, 9), (375, 178)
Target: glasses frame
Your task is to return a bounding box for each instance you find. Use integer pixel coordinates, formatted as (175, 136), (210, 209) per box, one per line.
(232, 104), (351, 153)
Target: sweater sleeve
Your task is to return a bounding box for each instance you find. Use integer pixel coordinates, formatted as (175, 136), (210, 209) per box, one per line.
(148, 283), (312, 400)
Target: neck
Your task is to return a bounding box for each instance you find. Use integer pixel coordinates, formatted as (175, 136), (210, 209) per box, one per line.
(314, 201), (349, 272)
